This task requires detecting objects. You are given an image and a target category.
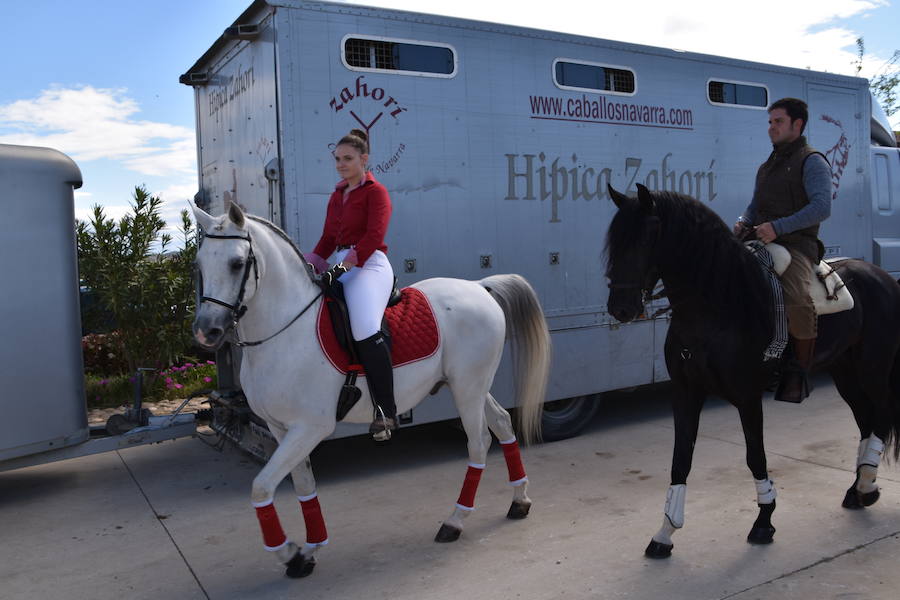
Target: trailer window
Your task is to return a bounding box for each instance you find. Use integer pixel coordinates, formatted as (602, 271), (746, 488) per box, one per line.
(708, 80), (768, 107)
(343, 36), (456, 76)
(553, 60), (635, 95)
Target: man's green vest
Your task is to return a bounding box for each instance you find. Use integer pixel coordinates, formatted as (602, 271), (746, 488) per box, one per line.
(753, 136), (827, 262)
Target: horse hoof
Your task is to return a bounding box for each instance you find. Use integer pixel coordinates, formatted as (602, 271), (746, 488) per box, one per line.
(284, 552), (316, 578)
(842, 486), (864, 509)
(644, 539), (673, 558)
(434, 523), (462, 543)
(507, 500), (531, 520)
(860, 488), (880, 507)
(747, 525), (775, 545)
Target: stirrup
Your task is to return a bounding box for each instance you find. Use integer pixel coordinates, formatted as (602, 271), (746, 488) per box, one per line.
(370, 405), (396, 442)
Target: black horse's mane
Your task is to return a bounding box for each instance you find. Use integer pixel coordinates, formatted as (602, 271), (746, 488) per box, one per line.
(609, 190), (774, 333)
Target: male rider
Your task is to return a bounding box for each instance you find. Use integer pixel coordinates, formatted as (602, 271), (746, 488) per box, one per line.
(734, 97), (831, 403)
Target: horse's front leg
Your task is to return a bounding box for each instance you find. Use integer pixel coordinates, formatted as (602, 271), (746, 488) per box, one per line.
(646, 387), (704, 558)
(738, 399), (777, 544)
(250, 422), (329, 578)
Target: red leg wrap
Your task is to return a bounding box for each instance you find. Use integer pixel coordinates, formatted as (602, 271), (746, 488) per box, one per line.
(456, 465), (484, 509)
(254, 502), (287, 550)
(501, 440), (527, 484)
(300, 496), (328, 545)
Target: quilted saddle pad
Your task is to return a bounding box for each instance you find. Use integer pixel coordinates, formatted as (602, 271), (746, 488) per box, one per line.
(316, 286), (440, 374)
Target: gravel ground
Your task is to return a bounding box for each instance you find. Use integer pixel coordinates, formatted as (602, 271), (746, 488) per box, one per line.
(87, 396), (210, 426)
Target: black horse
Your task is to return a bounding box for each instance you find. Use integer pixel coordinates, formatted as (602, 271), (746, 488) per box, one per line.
(605, 184), (900, 558)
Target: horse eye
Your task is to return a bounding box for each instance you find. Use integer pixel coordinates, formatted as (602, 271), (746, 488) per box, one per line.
(229, 258), (245, 271)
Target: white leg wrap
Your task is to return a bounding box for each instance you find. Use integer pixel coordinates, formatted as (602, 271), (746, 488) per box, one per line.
(755, 478), (777, 504)
(663, 484), (686, 528)
(859, 435), (884, 468)
(855, 435), (883, 494)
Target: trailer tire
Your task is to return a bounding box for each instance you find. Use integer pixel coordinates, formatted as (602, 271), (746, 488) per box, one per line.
(540, 394), (601, 442)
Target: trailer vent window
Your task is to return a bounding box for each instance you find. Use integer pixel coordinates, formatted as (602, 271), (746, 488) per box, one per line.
(344, 37), (455, 76)
(708, 81), (768, 107)
(554, 61), (635, 94)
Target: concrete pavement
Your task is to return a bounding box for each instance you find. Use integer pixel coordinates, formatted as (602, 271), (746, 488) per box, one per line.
(2, 376), (899, 600)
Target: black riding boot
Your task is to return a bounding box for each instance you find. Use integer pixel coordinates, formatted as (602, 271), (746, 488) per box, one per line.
(775, 337), (816, 403)
(356, 332), (397, 441)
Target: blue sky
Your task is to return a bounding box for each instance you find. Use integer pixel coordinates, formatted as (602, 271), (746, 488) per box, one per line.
(2, 0), (898, 239)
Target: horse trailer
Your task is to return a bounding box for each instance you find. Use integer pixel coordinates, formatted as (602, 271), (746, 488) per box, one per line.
(0, 145), (199, 472)
(180, 0), (900, 442)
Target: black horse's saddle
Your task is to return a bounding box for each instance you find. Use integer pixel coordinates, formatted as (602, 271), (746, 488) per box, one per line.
(764, 242), (854, 315)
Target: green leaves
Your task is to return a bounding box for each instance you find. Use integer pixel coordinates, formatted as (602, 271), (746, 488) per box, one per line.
(856, 38), (899, 118)
(76, 185), (198, 374)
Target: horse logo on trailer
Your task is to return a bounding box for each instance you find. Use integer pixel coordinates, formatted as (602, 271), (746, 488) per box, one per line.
(329, 75), (408, 174)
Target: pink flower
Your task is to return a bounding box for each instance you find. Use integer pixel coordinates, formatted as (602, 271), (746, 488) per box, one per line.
(174, 383), (183, 389)
(165, 377), (173, 384)
(184, 363), (193, 368)
(203, 377), (212, 383)
(207, 360), (215, 365)
(99, 379), (108, 386)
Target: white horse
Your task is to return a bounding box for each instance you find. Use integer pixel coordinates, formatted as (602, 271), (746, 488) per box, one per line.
(190, 201), (551, 578)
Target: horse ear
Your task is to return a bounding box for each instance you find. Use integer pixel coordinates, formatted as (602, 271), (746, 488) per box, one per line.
(608, 185), (629, 209)
(188, 199), (215, 233)
(228, 201), (246, 229)
(636, 184), (655, 215)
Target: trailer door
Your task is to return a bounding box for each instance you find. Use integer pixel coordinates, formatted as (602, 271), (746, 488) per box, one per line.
(872, 147), (900, 277)
(806, 84), (867, 260)
(195, 14), (281, 224)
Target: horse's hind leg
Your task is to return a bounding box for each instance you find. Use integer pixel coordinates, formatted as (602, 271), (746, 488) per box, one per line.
(435, 384), (493, 543)
(484, 393), (531, 519)
(830, 361), (885, 509)
(737, 398), (777, 545)
(250, 423), (329, 577)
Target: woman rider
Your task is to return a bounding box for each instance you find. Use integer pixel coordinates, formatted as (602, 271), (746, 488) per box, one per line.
(304, 129), (397, 441)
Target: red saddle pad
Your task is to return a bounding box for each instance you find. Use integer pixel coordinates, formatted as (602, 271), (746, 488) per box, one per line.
(316, 287), (440, 374)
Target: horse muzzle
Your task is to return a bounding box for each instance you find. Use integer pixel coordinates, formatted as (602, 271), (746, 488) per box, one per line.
(607, 290), (643, 324)
(193, 313), (228, 350)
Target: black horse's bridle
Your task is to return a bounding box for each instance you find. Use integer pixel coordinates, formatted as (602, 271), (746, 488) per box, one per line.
(196, 231), (322, 348)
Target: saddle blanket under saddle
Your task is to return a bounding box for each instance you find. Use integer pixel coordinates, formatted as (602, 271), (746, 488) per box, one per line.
(316, 287), (440, 374)
(765, 242), (854, 315)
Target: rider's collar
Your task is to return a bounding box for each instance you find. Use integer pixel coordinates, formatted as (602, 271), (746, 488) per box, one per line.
(772, 135), (807, 155)
(334, 171), (376, 191)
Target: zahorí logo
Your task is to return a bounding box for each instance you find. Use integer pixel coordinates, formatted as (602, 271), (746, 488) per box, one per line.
(328, 75), (408, 174)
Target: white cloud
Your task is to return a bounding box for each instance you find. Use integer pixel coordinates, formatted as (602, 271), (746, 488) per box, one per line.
(0, 85), (195, 176)
(74, 204), (132, 224)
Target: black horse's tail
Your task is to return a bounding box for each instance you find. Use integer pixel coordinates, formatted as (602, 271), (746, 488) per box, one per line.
(891, 344), (900, 461)
(891, 278), (900, 461)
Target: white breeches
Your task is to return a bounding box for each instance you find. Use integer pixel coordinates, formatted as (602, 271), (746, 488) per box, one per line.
(335, 248), (394, 340)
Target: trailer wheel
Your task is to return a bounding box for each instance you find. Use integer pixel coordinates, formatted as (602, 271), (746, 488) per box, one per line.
(540, 394), (601, 442)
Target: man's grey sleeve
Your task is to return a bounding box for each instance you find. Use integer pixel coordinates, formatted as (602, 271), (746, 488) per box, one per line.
(772, 153), (832, 236)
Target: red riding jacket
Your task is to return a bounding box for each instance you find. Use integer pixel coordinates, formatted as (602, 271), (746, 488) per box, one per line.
(312, 172), (391, 265)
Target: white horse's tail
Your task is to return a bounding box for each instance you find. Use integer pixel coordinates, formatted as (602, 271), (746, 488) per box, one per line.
(480, 274), (552, 445)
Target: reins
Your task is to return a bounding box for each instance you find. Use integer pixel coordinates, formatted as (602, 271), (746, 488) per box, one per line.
(197, 230), (323, 348)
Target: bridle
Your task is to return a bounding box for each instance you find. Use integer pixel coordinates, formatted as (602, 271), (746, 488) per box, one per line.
(196, 230), (322, 348)
(607, 212), (667, 316)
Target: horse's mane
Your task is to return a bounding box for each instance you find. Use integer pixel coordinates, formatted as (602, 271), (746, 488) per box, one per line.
(610, 190), (773, 333)
(246, 214), (317, 281)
